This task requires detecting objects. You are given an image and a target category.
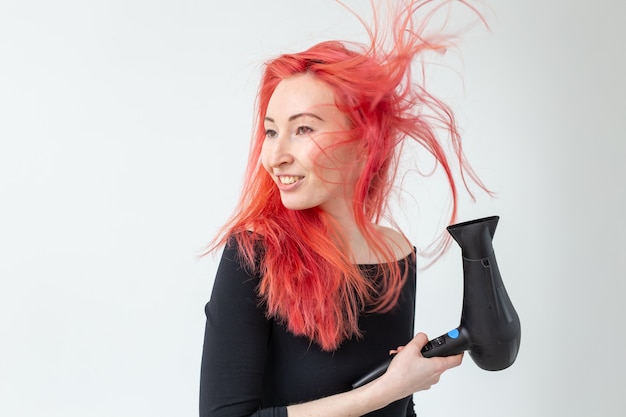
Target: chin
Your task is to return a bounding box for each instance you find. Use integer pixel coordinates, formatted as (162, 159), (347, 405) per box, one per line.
(281, 203), (311, 211)
(279, 198), (316, 212)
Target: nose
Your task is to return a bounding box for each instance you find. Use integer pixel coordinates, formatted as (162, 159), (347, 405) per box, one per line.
(266, 133), (293, 168)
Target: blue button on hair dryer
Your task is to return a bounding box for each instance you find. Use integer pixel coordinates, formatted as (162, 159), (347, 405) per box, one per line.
(353, 216), (521, 388)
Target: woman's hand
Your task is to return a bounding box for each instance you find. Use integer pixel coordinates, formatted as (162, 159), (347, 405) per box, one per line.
(375, 332), (464, 401)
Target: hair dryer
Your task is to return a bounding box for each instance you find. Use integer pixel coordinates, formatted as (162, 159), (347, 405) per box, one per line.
(353, 215), (521, 389)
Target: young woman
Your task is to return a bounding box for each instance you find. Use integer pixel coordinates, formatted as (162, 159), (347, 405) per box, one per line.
(200, 1), (488, 416)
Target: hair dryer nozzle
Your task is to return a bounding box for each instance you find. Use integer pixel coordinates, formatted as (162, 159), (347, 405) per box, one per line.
(447, 215), (499, 260)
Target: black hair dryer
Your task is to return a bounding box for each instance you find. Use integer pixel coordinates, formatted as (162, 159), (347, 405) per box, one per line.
(353, 215), (521, 388)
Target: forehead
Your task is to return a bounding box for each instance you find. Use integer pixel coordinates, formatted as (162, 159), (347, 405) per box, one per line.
(266, 74), (338, 118)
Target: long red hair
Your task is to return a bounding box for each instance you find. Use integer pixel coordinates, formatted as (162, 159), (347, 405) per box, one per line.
(208, 0), (489, 351)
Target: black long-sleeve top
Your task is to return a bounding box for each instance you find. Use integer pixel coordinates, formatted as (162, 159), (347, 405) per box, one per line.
(200, 239), (417, 417)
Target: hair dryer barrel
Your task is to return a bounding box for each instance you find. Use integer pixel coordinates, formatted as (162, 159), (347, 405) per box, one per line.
(448, 216), (521, 371)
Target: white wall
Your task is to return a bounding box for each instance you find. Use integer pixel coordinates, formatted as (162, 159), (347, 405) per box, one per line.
(1, 1), (624, 416)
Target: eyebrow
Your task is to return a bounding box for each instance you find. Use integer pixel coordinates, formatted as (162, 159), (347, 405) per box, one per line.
(265, 112), (324, 123)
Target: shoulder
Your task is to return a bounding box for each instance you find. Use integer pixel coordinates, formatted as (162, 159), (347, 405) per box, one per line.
(210, 234), (265, 297)
(373, 224), (414, 261)
(206, 237), (268, 321)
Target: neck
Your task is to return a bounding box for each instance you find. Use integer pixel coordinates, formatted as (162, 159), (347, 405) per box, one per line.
(327, 211), (376, 264)
(325, 208), (412, 265)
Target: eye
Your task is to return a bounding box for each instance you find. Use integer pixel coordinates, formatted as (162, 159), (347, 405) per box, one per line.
(265, 129), (277, 139)
(295, 126), (314, 135)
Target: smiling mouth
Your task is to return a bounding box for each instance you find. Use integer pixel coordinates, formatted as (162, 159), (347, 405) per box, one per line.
(278, 175), (303, 185)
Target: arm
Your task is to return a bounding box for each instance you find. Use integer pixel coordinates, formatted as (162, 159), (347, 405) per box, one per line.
(286, 334), (463, 417)
(199, 241), (286, 417)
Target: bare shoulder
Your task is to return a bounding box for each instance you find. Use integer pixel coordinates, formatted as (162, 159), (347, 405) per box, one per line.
(374, 224), (414, 260)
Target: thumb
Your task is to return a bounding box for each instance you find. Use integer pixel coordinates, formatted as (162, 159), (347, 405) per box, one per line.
(410, 332), (430, 352)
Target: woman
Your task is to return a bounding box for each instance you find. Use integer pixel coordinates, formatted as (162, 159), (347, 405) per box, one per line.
(200, 1), (488, 416)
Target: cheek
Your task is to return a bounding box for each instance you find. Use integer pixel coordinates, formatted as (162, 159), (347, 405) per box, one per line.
(311, 155), (359, 189)
(319, 143), (362, 176)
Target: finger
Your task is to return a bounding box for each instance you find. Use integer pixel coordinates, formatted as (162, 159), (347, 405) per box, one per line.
(442, 352), (464, 369)
(389, 345), (405, 355)
(411, 332), (429, 349)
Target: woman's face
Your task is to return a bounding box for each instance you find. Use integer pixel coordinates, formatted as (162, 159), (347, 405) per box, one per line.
(261, 73), (360, 218)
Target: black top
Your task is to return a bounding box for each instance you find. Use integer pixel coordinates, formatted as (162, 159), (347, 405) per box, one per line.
(200, 239), (417, 417)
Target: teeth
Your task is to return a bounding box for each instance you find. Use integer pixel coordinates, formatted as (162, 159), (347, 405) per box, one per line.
(279, 176), (301, 185)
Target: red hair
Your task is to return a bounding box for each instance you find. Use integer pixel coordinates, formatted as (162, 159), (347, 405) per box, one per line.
(208, 0), (489, 351)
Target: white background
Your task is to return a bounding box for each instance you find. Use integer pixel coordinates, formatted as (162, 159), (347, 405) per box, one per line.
(1, 1), (624, 416)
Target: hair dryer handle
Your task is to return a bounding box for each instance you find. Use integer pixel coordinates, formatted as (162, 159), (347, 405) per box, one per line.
(421, 327), (470, 358)
(351, 357), (393, 389)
